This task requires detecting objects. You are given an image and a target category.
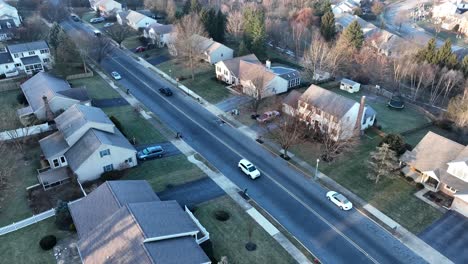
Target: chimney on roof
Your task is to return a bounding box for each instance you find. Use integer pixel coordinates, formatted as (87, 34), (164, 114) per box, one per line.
(43, 95), (54, 122)
(266, 60), (271, 69)
(354, 96), (366, 137)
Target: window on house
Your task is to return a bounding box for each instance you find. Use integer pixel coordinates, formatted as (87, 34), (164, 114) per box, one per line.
(100, 149), (111, 157)
(13, 53), (19, 58)
(5, 65), (8, 69)
(60, 156), (66, 164)
(53, 159), (60, 167)
(445, 185), (457, 193)
(28, 51), (35, 55)
(43, 58), (49, 63)
(14, 63), (21, 67)
(126, 157), (133, 163)
(103, 164), (114, 172)
(40, 49), (49, 54)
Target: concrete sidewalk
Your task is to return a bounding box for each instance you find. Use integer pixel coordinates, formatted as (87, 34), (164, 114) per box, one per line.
(135, 59), (452, 264)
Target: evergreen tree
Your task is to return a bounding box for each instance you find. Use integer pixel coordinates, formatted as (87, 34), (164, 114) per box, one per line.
(55, 30), (80, 64)
(435, 39), (454, 67)
(380, 133), (406, 155)
(47, 22), (63, 51)
(315, 0), (331, 16)
(182, 0), (191, 15)
(341, 20), (364, 50)
(215, 10), (226, 42)
(242, 7), (266, 57)
(238, 40), (249, 56)
(190, 0), (201, 13)
(320, 11), (336, 41)
(461, 55), (468, 77)
(415, 38), (437, 64)
(367, 143), (399, 184)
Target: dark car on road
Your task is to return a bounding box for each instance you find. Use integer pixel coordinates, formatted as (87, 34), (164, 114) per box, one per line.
(159, 87), (173, 96)
(137, 145), (165, 160)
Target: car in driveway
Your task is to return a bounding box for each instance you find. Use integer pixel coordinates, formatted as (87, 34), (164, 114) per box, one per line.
(111, 71), (121, 80)
(238, 159), (261, 179)
(257, 110), (280, 123)
(135, 46), (146, 53)
(326, 191), (353, 210)
(71, 14), (80, 22)
(103, 22), (114, 28)
(159, 87), (173, 96)
(137, 145), (165, 160)
(90, 17), (105, 23)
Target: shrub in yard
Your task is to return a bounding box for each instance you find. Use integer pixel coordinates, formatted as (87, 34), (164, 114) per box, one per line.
(380, 133), (406, 155)
(213, 210), (230, 221)
(435, 119), (453, 131)
(55, 200), (73, 230)
(39, 235), (57, 250)
(405, 176), (414, 183)
(17, 93), (27, 105)
(416, 183), (425, 190)
(101, 170), (126, 181)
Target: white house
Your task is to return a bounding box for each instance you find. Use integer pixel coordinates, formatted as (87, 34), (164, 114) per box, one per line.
(340, 78), (361, 93)
(143, 23), (174, 47)
(332, 0), (360, 15)
(215, 54), (262, 85)
(38, 104), (137, 189)
(117, 10), (157, 31)
(90, 0), (122, 17)
(401, 131), (468, 217)
(170, 34), (233, 64)
(283, 85), (376, 140)
(0, 0), (21, 26)
(17, 72), (90, 122)
(0, 45), (17, 77)
(7, 40), (52, 75)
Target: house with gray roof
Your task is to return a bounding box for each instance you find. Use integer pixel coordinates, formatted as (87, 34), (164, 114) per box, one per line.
(69, 180), (210, 264)
(0, 0), (21, 26)
(38, 104), (136, 189)
(17, 72), (90, 122)
(7, 40), (52, 75)
(282, 84), (376, 140)
(401, 132), (468, 217)
(0, 18), (16, 42)
(143, 23), (174, 47)
(0, 44), (16, 77)
(117, 9), (157, 31)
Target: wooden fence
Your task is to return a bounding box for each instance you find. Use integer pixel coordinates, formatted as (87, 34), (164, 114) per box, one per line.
(66, 71), (94, 80)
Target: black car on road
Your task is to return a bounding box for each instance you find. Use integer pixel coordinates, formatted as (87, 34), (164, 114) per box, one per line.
(159, 87), (173, 96)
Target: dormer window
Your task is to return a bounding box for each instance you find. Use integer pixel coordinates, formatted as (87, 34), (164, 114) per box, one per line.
(445, 185), (457, 193)
(6, 22), (11, 29)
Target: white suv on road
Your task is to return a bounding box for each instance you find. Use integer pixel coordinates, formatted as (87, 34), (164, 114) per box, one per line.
(238, 159), (261, 179)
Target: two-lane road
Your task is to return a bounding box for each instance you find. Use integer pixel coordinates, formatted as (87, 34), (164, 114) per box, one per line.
(62, 20), (426, 264)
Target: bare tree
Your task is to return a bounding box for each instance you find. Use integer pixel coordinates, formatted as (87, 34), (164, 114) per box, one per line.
(105, 25), (133, 48)
(314, 124), (359, 162)
(14, 15), (49, 42)
(266, 112), (307, 159)
(447, 86), (468, 127)
(166, 0), (177, 22)
(39, 0), (69, 22)
(429, 68), (464, 106)
(226, 11), (244, 39)
(79, 34), (114, 63)
(367, 143), (399, 184)
(173, 14), (208, 80)
(303, 33), (344, 79)
(245, 72), (270, 114)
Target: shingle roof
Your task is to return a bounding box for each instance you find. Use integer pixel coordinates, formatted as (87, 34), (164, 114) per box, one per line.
(70, 180), (210, 264)
(20, 72), (74, 112)
(217, 54), (260, 77)
(39, 131), (69, 159)
(20, 55), (41, 65)
(239, 61), (276, 88)
(57, 87), (90, 102)
(0, 48), (13, 64)
(8, 40), (49, 54)
(65, 128), (135, 171)
(55, 104), (113, 142)
(300, 85), (357, 118)
(192, 34), (231, 55)
(401, 131), (465, 173)
(69, 180), (159, 238)
(335, 13), (378, 37)
(147, 23), (174, 34)
(283, 90), (302, 107)
(0, 18), (15, 34)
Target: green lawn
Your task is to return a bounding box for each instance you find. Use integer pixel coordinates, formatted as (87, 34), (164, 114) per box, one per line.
(69, 74), (121, 100)
(157, 59), (231, 104)
(122, 35), (143, 50)
(124, 155), (206, 192)
(0, 217), (73, 264)
(0, 90), (23, 131)
(103, 106), (165, 145)
(194, 195), (297, 264)
(0, 143), (42, 226)
(322, 84), (431, 134)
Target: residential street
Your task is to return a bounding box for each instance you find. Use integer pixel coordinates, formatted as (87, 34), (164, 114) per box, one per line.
(62, 20), (427, 264)
(383, 0), (466, 50)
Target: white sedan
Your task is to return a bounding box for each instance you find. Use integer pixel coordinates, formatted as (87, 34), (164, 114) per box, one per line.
(103, 22), (114, 28)
(326, 191), (353, 210)
(238, 159), (261, 179)
(111, 71), (121, 80)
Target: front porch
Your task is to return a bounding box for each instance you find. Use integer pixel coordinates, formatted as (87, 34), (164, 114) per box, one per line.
(401, 166), (441, 192)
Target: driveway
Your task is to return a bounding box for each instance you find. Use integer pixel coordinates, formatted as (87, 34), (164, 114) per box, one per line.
(419, 211), (468, 264)
(216, 95), (251, 112)
(135, 141), (181, 158)
(157, 177), (225, 207)
(147, 55), (170, 65)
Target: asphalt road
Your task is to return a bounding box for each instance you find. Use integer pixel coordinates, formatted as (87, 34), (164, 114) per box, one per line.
(419, 211), (468, 264)
(62, 20), (427, 264)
